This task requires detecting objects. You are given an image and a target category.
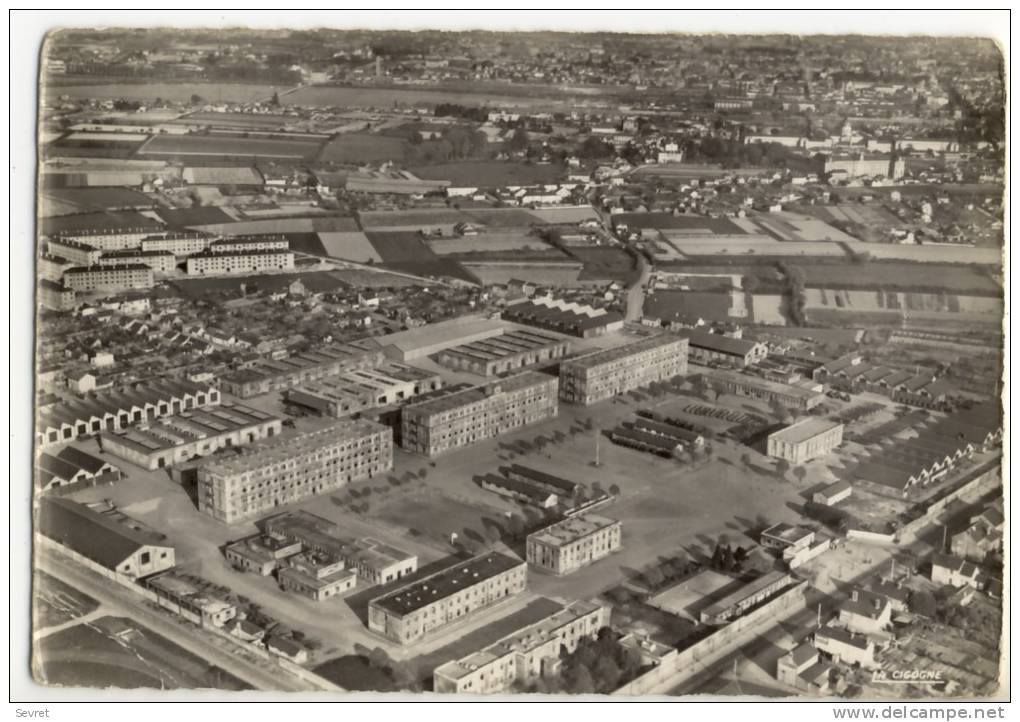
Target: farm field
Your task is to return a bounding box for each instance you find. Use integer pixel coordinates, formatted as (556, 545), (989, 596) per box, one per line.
(527, 205), (601, 224)
(751, 211), (858, 242)
(283, 84), (578, 110)
(317, 231), (382, 262)
(461, 262), (585, 286)
(364, 231), (476, 282)
(326, 266), (430, 287)
(137, 133), (323, 161)
(176, 111), (301, 129)
(460, 208), (546, 227)
(188, 215), (359, 235)
(34, 616), (252, 690)
(316, 133), (407, 163)
(569, 246), (640, 283)
(805, 289), (1003, 317)
(793, 261), (1001, 294)
(843, 241), (1002, 265)
(359, 208), (470, 230)
(40, 187), (157, 214)
(425, 231), (551, 255)
(410, 160), (565, 187)
(44, 82), (286, 104)
(665, 239), (848, 258)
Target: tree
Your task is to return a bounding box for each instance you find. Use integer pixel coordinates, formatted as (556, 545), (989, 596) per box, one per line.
(643, 566), (665, 590)
(508, 127), (530, 152)
(190, 93), (204, 105)
(609, 483), (621, 496)
(910, 590), (937, 618)
(593, 655), (623, 692)
(793, 466), (808, 483)
(271, 91), (281, 107)
(368, 646), (391, 671)
(775, 459), (791, 478)
(567, 665), (596, 695)
(740, 453), (752, 468)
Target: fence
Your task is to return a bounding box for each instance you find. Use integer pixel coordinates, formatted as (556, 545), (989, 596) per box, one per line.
(612, 581), (809, 695)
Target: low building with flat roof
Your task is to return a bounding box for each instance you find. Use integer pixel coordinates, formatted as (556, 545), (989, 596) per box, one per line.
(435, 328), (570, 376)
(368, 552), (527, 645)
(701, 368), (825, 411)
(401, 372), (558, 457)
(277, 550), (358, 601)
(143, 571), (237, 628)
(433, 599), (609, 694)
(479, 474), (558, 508)
(102, 402), (282, 470)
(767, 418), (844, 464)
(813, 480), (853, 507)
(197, 419), (392, 523)
(224, 534), (303, 576)
(559, 334), (689, 406)
(761, 523), (816, 552)
(526, 515), (622, 576)
(284, 363), (443, 417)
(679, 329), (768, 367)
(699, 570), (794, 625)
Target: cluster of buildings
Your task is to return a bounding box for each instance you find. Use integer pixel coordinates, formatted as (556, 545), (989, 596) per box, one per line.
(700, 367), (825, 411)
(813, 353), (957, 409)
(500, 296), (624, 338)
(284, 363), (443, 418)
(609, 411), (705, 459)
(434, 328), (570, 377)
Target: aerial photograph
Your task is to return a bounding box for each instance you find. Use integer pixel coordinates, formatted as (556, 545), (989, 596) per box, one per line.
(25, 13), (1006, 703)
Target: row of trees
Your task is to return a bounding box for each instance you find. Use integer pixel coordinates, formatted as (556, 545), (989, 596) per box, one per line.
(521, 628), (646, 695)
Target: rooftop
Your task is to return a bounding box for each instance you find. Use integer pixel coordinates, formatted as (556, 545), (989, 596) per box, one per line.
(701, 570), (792, 619)
(403, 372), (553, 418)
(563, 334), (687, 371)
(380, 315), (504, 354)
(528, 514), (620, 548)
(370, 552), (525, 617)
(679, 329), (760, 357)
(769, 417), (843, 445)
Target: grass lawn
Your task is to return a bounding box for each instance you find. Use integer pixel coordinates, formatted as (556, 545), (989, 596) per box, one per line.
(313, 655), (399, 692)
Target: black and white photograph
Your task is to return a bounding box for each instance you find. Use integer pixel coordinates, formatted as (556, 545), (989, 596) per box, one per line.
(11, 8), (1009, 710)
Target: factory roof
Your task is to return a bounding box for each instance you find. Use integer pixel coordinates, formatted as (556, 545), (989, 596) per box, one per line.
(403, 372), (553, 418)
(679, 329), (761, 357)
(769, 417), (843, 445)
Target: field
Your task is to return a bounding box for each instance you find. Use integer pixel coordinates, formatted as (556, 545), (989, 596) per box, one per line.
(843, 241), (1002, 265)
(187, 215), (359, 235)
(460, 208), (546, 227)
(34, 616), (252, 690)
(137, 133), (323, 161)
(751, 212), (858, 242)
(527, 205), (601, 224)
(364, 231), (476, 282)
(40, 187), (156, 214)
(33, 571), (100, 630)
(647, 569), (736, 621)
(425, 231), (551, 256)
(461, 262), (585, 286)
(177, 111), (301, 129)
(43, 82), (286, 105)
(317, 231), (382, 262)
(410, 161), (565, 187)
(359, 209), (470, 230)
(805, 289), (1003, 318)
(569, 247), (640, 283)
(662, 239), (848, 258)
(374, 491), (511, 549)
(283, 84), (577, 110)
(794, 261), (1002, 294)
(316, 133), (408, 163)
(326, 266), (430, 287)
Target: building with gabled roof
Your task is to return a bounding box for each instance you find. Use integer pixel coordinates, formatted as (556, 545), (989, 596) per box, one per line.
(37, 496), (175, 579)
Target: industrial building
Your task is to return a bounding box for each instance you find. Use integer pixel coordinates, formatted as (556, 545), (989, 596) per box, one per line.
(35, 446), (122, 492)
(701, 368), (825, 411)
(679, 329), (768, 367)
(400, 372), (558, 456)
(478, 474), (558, 508)
(434, 328), (570, 376)
(258, 510), (418, 586)
(197, 419), (393, 523)
(609, 413), (706, 458)
(101, 402), (283, 470)
(813, 480), (853, 507)
(185, 248), (295, 275)
(767, 418), (845, 463)
(501, 464), (583, 499)
(220, 340), (384, 398)
(37, 496), (176, 580)
(63, 263), (155, 292)
(284, 363), (443, 417)
(559, 334), (689, 405)
(36, 380), (220, 447)
(367, 552), (527, 645)
(526, 515), (622, 575)
(433, 600), (610, 693)
(378, 316), (505, 362)
(500, 297), (625, 338)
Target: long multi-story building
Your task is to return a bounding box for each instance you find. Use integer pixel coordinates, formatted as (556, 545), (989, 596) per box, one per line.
(63, 263), (155, 292)
(526, 515), (622, 575)
(368, 552), (527, 645)
(433, 600), (610, 693)
(47, 238), (103, 266)
(98, 249), (177, 274)
(767, 418), (844, 463)
(197, 419), (393, 523)
(185, 249), (294, 275)
(101, 402), (283, 470)
(36, 380), (220, 447)
(54, 224), (163, 250)
(400, 372), (558, 456)
(284, 363), (443, 418)
(207, 236), (290, 254)
(434, 328), (570, 376)
(39, 279), (76, 311)
(141, 232), (217, 257)
(559, 334), (689, 405)
(220, 340), (384, 398)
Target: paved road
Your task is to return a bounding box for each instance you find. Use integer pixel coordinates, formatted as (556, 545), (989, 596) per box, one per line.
(36, 548), (322, 693)
(625, 253), (651, 322)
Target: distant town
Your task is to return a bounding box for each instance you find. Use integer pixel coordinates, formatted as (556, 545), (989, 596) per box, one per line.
(32, 27), (1003, 699)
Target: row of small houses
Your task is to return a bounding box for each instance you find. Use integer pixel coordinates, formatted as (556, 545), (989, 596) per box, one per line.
(813, 354), (957, 408)
(36, 380), (220, 447)
(479, 464), (584, 509)
(845, 402), (1002, 494)
(609, 411), (706, 458)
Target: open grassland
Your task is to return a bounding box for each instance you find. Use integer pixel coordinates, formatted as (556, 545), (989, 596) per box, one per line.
(138, 133), (323, 161)
(316, 133), (408, 163)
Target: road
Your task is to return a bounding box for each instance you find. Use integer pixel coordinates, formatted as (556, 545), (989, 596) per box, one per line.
(625, 252), (651, 322)
(36, 547), (328, 693)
